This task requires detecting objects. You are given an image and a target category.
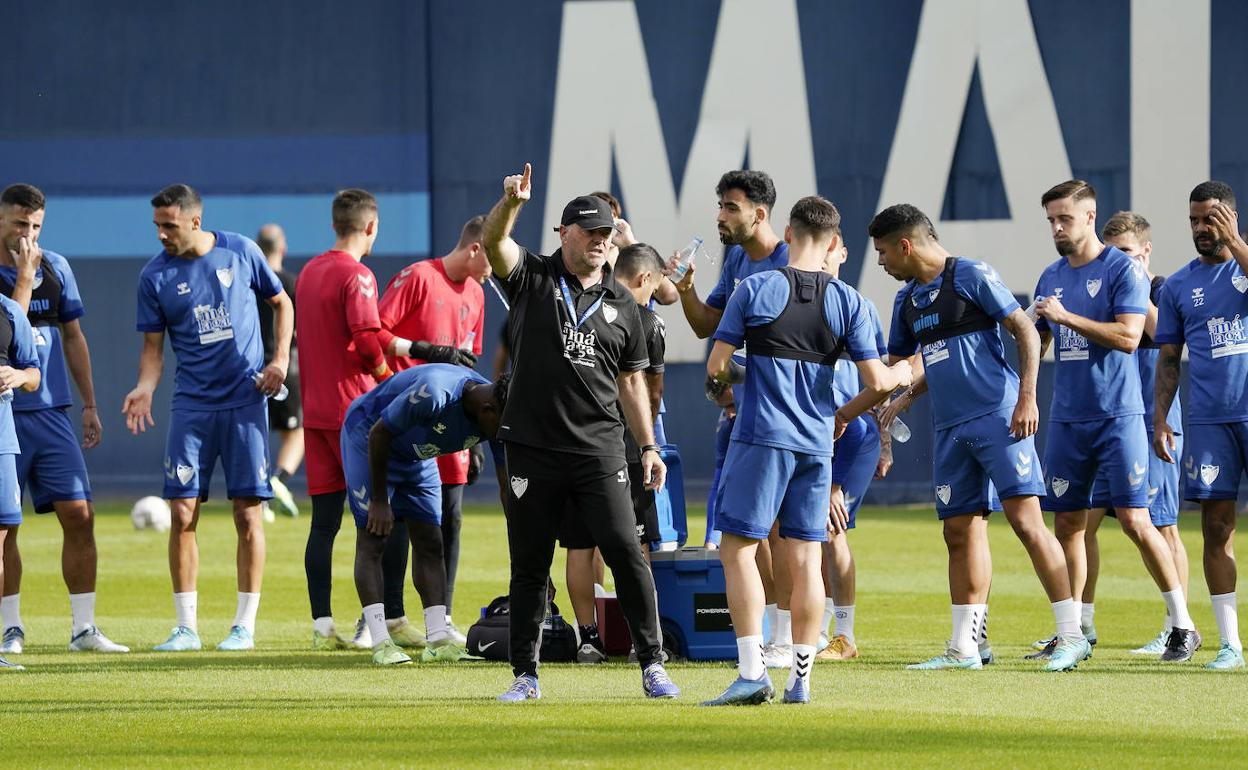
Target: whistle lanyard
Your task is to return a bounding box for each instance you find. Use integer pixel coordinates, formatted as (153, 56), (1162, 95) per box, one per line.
(558, 275), (604, 330)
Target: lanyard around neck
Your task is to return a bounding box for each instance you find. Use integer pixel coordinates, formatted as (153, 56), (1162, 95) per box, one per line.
(558, 275), (604, 331)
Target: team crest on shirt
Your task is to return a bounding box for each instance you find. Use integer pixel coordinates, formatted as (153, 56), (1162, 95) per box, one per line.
(1233, 274), (1248, 294)
(935, 484), (951, 505)
(1050, 477), (1070, 497)
(1085, 278), (1102, 298)
(510, 476), (529, 498)
(603, 305), (618, 324)
(31, 271), (43, 290)
(1200, 464), (1221, 485)
(216, 267), (234, 288)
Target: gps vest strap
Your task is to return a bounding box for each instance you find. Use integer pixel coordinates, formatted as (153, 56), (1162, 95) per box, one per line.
(743, 267), (844, 364)
(901, 258), (997, 346)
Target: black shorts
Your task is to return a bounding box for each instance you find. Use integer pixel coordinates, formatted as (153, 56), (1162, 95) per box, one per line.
(268, 369), (302, 431)
(558, 463), (657, 548)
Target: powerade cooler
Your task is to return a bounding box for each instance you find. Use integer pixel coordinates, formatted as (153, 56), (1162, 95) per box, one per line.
(648, 444), (736, 661)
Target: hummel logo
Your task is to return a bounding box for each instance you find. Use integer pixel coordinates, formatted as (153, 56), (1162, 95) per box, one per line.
(577, 208), (599, 215)
(164, 457), (175, 480)
(1015, 451), (1031, 478)
(432, 422), (446, 434)
(357, 273), (375, 298)
(176, 282), (190, 296)
(1128, 469), (1145, 487)
(408, 384), (432, 404)
(617, 469), (627, 484)
(1192, 287), (1206, 306)
(1186, 456), (1198, 481)
(351, 484), (369, 501)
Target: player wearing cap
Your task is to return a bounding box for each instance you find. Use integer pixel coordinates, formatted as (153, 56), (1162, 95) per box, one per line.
(1153, 181), (1248, 670)
(483, 163), (678, 702)
(701, 196), (908, 706)
(123, 184), (292, 652)
(874, 203), (1088, 672)
(1030, 180), (1198, 664)
(342, 364), (506, 665)
(377, 215), (488, 645)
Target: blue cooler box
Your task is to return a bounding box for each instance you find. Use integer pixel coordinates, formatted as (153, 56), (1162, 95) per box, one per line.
(651, 547), (736, 661)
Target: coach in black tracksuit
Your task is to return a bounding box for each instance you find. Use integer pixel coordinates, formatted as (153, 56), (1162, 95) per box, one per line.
(482, 163), (673, 697)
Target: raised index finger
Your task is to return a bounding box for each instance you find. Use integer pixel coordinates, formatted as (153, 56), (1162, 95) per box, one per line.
(521, 163), (532, 187)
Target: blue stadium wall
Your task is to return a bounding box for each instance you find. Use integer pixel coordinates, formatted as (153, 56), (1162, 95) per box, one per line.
(3, 0), (1239, 505)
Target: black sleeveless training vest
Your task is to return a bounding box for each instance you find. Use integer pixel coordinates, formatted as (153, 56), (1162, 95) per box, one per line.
(900, 258), (997, 345)
(743, 267), (845, 364)
(0, 256), (63, 327)
(0, 308), (13, 367)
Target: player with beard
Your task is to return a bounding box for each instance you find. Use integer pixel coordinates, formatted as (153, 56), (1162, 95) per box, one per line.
(1153, 181), (1248, 669)
(1029, 180), (1197, 663)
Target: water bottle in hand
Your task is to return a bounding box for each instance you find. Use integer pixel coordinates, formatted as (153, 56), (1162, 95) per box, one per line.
(670, 237), (707, 282)
(889, 416), (911, 443)
(253, 372), (289, 402)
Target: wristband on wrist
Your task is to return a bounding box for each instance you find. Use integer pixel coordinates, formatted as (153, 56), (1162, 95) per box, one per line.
(640, 444), (661, 455)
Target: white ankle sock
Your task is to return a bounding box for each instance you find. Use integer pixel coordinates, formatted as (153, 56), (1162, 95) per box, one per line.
(774, 609), (792, 647)
(1, 593), (23, 631)
(363, 603), (389, 647)
(737, 634), (765, 681)
(763, 604), (778, 644)
(424, 604), (448, 642)
(174, 591), (197, 631)
(1052, 598), (1080, 637)
(69, 592), (96, 634)
(234, 592), (260, 634)
(1080, 602), (1095, 628)
(787, 644), (815, 690)
(951, 604), (983, 657)
(833, 605), (856, 644)
(821, 599), (836, 636)
(1211, 592), (1242, 651)
(1162, 589), (1194, 630)
(312, 616), (335, 636)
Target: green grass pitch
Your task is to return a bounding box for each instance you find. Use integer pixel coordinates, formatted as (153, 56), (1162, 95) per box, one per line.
(4, 501), (1246, 768)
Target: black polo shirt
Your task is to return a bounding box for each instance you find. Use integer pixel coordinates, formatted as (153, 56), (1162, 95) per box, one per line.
(624, 302), (666, 463)
(498, 247), (649, 458)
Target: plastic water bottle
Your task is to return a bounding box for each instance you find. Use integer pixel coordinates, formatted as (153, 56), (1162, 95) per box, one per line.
(0, 389), (12, 404)
(889, 416), (911, 443)
(669, 237), (707, 282)
(253, 372), (289, 402)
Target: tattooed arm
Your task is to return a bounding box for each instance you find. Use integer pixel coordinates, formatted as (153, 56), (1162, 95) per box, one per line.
(1153, 342), (1183, 463)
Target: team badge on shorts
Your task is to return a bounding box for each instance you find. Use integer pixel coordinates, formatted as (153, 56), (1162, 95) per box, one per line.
(1201, 464), (1221, 485)
(510, 476), (529, 498)
(1050, 477), (1069, 497)
(936, 484), (951, 505)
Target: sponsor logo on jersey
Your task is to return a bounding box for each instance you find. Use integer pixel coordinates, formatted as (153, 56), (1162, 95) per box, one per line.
(1207, 315), (1248, 358)
(1058, 326), (1089, 361)
(921, 338), (949, 365)
(1200, 464), (1220, 486)
(913, 312), (940, 334)
(193, 302), (234, 344)
(562, 321), (599, 369)
(510, 476), (529, 498)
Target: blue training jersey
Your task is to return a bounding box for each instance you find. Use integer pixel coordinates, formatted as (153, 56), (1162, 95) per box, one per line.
(1139, 275), (1182, 433)
(0, 250), (85, 411)
(832, 301), (888, 408)
(136, 232), (283, 411)
(705, 242), (789, 311)
(1154, 256), (1248, 424)
(1034, 245), (1149, 422)
(344, 363), (490, 461)
(715, 270), (880, 456)
(0, 295), (41, 455)
(888, 257), (1021, 430)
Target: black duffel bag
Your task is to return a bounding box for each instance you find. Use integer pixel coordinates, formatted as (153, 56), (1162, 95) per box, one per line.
(466, 594), (577, 663)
